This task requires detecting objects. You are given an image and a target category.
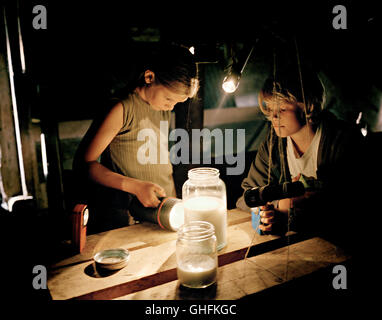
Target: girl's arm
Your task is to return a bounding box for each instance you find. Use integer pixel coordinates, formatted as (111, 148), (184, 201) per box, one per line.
(80, 102), (166, 207)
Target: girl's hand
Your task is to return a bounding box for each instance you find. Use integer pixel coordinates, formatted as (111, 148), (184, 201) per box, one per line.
(133, 180), (167, 208)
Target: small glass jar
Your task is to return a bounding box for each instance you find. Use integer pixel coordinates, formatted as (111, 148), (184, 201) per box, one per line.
(182, 167), (227, 250)
(176, 221), (218, 288)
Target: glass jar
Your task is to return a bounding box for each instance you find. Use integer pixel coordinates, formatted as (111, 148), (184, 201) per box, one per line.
(176, 221), (218, 288)
(182, 167), (227, 250)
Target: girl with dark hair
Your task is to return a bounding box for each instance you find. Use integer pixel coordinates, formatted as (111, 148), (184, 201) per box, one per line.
(74, 44), (199, 232)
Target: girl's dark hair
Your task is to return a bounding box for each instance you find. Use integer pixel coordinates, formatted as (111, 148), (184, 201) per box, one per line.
(112, 44), (198, 100)
(137, 44), (199, 97)
(259, 64), (325, 124)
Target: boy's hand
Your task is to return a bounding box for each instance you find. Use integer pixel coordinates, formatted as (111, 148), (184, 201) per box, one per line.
(289, 173), (319, 212)
(134, 181), (166, 207)
(259, 202), (275, 232)
(259, 202), (287, 233)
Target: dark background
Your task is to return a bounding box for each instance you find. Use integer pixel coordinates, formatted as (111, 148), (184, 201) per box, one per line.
(13, 0), (382, 121)
(1, 0), (381, 305)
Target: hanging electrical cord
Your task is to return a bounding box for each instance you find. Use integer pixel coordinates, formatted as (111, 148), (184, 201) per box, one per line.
(242, 38), (311, 284)
(242, 46), (292, 284)
(284, 36), (312, 281)
(272, 47), (292, 282)
(294, 36), (314, 141)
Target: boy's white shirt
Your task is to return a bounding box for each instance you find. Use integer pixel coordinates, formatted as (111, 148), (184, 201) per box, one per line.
(286, 124), (322, 180)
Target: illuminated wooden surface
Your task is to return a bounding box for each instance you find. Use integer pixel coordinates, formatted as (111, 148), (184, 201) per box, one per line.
(47, 208), (350, 300)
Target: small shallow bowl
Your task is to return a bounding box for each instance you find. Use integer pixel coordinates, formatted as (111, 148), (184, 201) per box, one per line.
(93, 248), (130, 270)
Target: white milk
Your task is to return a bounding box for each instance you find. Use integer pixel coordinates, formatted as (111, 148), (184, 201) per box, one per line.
(183, 196), (227, 250)
(177, 254), (217, 288)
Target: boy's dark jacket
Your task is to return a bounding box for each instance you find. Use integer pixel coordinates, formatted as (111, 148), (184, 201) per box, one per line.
(236, 110), (367, 249)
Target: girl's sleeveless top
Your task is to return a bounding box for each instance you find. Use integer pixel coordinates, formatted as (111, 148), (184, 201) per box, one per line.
(101, 91), (176, 197)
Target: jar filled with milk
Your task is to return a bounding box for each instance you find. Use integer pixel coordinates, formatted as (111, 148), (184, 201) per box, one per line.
(176, 221), (217, 288)
(182, 167), (227, 250)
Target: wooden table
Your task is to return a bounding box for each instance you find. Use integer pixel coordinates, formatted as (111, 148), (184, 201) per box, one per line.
(47, 208), (350, 300)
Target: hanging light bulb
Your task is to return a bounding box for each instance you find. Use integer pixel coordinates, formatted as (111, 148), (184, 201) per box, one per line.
(222, 44), (255, 94)
(222, 72), (241, 93)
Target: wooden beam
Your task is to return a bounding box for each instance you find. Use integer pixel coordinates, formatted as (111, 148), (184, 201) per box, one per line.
(71, 233), (311, 300)
(0, 53), (22, 198)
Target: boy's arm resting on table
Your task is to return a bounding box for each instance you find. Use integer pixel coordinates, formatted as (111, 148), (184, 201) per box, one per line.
(77, 102), (165, 207)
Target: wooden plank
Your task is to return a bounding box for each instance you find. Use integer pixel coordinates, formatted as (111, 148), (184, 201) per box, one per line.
(73, 267), (178, 300)
(48, 240), (178, 300)
(49, 208), (252, 269)
(47, 210), (279, 300)
(69, 233), (312, 300)
(47, 208), (349, 300)
(0, 53), (22, 197)
(114, 237), (350, 300)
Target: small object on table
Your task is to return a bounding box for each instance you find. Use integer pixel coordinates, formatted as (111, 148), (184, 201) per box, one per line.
(93, 248), (130, 270)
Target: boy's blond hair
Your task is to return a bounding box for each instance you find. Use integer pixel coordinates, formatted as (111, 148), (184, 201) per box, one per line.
(258, 67), (326, 125)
